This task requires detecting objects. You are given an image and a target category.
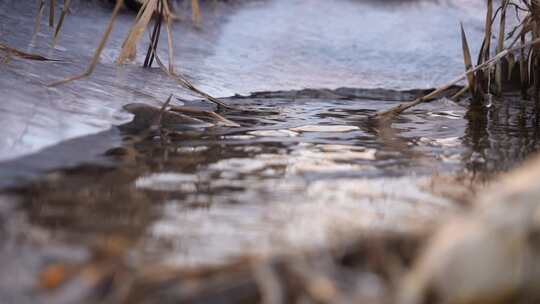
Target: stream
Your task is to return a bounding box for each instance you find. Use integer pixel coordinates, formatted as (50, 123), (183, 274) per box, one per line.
(2, 1), (539, 302)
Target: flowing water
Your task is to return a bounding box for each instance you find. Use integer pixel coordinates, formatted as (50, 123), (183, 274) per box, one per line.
(0, 0), (485, 161)
(2, 0), (540, 301)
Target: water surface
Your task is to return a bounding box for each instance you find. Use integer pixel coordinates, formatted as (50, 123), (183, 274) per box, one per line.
(0, 0), (485, 160)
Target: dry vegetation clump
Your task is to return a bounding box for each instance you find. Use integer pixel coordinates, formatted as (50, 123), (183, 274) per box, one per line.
(377, 0), (540, 120)
(33, 0), (232, 110)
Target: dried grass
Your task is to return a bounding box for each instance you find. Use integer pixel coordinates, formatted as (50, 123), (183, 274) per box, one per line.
(117, 0), (159, 64)
(48, 0), (123, 86)
(52, 0), (71, 45)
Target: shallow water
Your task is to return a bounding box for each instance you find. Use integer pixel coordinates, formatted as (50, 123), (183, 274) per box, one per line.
(3, 89), (540, 272)
(0, 0), (485, 161)
(1, 92), (460, 269)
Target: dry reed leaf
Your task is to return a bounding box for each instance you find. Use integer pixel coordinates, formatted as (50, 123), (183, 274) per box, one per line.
(116, 0), (158, 65)
(460, 23), (476, 96)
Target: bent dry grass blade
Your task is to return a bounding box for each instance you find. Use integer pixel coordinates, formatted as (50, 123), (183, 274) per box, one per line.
(48, 0), (123, 87)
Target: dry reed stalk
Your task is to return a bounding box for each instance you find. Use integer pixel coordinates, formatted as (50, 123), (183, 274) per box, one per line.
(520, 33), (529, 96)
(52, 0), (72, 45)
(142, 0), (175, 71)
(49, 0), (123, 86)
(495, 0), (509, 94)
(34, 0), (46, 35)
(143, 0), (164, 68)
(116, 0), (158, 64)
(474, 0), (493, 98)
(482, 0), (493, 64)
(49, 0), (55, 27)
(164, 1), (175, 73)
(192, 0), (201, 27)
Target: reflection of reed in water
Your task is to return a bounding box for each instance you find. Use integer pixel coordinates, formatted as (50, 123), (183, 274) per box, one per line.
(463, 95), (540, 174)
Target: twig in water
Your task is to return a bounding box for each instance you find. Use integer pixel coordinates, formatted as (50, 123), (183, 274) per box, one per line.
(170, 106), (240, 127)
(0, 43), (63, 62)
(450, 86), (469, 102)
(152, 94), (173, 131)
(48, 0), (123, 86)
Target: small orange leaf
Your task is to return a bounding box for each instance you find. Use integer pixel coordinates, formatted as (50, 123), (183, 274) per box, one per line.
(39, 264), (68, 290)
